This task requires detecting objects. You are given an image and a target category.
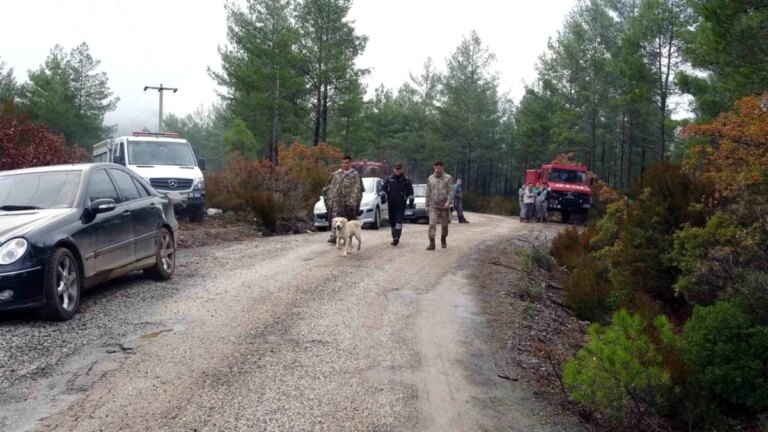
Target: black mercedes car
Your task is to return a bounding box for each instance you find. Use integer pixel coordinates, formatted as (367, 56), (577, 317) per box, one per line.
(0, 163), (179, 320)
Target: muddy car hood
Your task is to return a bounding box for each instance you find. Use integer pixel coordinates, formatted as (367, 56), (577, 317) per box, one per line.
(0, 209), (73, 243)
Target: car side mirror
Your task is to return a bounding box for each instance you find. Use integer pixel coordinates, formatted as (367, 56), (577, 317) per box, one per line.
(197, 157), (206, 171)
(379, 191), (387, 204)
(90, 198), (116, 215)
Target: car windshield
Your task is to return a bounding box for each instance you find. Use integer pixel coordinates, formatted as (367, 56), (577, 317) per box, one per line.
(549, 169), (587, 184)
(413, 184), (427, 197)
(0, 171), (82, 210)
(363, 178), (376, 193)
(128, 140), (196, 166)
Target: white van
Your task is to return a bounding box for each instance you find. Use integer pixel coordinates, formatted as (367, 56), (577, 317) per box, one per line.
(93, 132), (206, 222)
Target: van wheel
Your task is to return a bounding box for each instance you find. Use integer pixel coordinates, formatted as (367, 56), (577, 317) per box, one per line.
(144, 228), (176, 280)
(188, 205), (205, 223)
(43, 248), (81, 321)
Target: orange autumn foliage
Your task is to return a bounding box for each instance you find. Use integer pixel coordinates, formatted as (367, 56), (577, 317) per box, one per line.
(681, 92), (768, 198)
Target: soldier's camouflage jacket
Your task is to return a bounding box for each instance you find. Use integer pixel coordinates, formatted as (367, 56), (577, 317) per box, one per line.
(426, 172), (454, 209)
(322, 169), (364, 220)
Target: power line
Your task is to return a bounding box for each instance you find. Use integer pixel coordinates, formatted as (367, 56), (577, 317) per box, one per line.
(51, 0), (146, 88)
(83, 0), (154, 84)
(114, 0), (165, 82)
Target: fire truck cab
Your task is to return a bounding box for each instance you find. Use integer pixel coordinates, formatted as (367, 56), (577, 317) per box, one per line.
(526, 162), (591, 223)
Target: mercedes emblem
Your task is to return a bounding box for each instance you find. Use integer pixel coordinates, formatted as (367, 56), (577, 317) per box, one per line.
(168, 179), (178, 189)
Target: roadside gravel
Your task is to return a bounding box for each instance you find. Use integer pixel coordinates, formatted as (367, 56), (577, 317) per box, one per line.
(1, 213), (585, 431)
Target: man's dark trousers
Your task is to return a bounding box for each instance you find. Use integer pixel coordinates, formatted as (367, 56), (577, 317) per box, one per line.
(388, 206), (405, 239)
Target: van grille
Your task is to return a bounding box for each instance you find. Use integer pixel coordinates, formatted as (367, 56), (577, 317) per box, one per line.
(150, 178), (193, 191)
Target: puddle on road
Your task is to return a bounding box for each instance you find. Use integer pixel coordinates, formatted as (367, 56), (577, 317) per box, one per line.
(140, 328), (173, 339)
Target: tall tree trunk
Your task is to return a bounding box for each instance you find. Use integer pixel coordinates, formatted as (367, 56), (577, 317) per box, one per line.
(660, 26), (675, 161)
(619, 114), (625, 190)
(464, 143), (471, 192)
(627, 115), (633, 190)
(271, 72), (280, 166)
(487, 160), (493, 195)
(313, 85), (322, 146)
(321, 83), (329, 143)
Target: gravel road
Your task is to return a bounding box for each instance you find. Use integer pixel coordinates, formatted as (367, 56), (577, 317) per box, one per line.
(1, 213), (576, 431)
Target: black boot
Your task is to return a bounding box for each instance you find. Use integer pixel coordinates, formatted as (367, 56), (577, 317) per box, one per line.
(391, 238), (399, 246)
(426, 238), (435, 250)
(441, 236), (447, 248)
(327, 236), (337, 244)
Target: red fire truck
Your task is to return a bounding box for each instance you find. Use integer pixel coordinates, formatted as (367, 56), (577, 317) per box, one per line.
(525, 162), (592, 223)
(350, 160), (389, 179)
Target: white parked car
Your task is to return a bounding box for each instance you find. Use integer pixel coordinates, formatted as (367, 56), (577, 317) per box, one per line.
(314, 177), (388, 230)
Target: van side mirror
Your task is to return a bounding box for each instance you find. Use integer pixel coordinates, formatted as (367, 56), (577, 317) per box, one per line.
(113, 154), (125, 165)
(197, 158), (206, 171)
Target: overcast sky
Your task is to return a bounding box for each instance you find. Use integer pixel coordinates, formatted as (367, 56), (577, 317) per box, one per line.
(2, 0), (576, 137)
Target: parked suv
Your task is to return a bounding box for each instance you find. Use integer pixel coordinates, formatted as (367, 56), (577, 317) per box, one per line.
(93, 132), (206, 222)
(314, 177), (389, 230)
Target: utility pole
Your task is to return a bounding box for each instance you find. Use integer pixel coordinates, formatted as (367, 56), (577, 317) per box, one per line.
(143, 84), (178, 132)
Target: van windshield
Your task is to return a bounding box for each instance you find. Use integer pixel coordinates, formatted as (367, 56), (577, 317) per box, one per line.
(128, 141), (196, 166)
(549, 169), (587, 184)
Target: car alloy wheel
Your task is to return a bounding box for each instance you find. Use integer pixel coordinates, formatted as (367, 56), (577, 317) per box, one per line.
(146, 227), (176, 280)
(43, 248), (81, 320)
(160, 231), (175, 273)
(56, 255), (79, 312)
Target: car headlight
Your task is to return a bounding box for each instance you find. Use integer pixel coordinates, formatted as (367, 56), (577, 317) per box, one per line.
(0, 238), (28, 265)
(193, 177), (205, 191)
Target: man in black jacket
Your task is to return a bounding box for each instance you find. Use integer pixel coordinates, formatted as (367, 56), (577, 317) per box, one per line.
(381, 162), (414, 246)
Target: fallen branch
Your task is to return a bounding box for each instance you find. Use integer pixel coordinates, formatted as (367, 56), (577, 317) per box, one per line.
(486, 260), (564, 291)
(548, 298), (572, 313)
(497, 374), (519, 382)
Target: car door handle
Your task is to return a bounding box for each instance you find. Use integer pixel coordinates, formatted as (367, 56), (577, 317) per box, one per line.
(122, 210), (131, 218)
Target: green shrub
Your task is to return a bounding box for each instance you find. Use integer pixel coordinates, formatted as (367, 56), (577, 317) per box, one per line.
(463, 192), (516, 215)
(521, 282), (545, 302)
(516, 248), (535, 273)
(565, 260), (613, 323)
(682, 300), (768, 412)
(564, 310), (676, 426)
(530, 245), (557, 272)
(667, 212), (743, 305)
(590, 199), (628, 250)
(549, 226), (596, 271)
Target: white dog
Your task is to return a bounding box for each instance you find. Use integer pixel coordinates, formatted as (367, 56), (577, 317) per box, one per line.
(332, 217), (362, 256)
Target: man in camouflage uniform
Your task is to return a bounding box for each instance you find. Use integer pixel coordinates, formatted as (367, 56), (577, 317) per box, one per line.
(322, 155), (364, 243)
(425, 160), (454, 250)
